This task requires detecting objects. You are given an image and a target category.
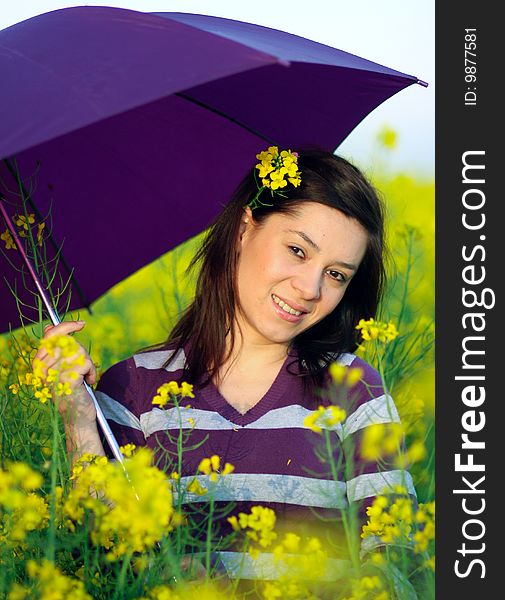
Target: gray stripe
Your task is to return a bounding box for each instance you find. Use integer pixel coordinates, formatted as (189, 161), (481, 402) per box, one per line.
(212, 551), (351, 581)
(335, 352), (356, 367)
(141, 407), (231, 435)
(140, 404), (345, 437)
(140, 394), (397, 439)
(95, 391), (143, 433)
(359, 535), (415, 560)
(175, 473), (348, 508)
(342, 394), (400, 439)
(251, 405), (343, 434)
(346, 469), (416, 502)
(133, 348), (186, 371)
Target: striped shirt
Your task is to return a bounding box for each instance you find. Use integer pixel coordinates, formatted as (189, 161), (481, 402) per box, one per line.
(95, 342), (416, 578)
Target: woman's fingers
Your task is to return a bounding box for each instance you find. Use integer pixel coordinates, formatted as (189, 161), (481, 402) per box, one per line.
(32, 321), (96, 388)
(43, 320), (86, 338)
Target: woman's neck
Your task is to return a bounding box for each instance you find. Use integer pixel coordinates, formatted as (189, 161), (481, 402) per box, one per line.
(218, 328), (289, 382)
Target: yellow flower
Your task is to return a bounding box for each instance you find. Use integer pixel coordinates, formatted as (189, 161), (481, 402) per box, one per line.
(361, 423), (404, 461)
(377, 125), (398, 150)
(231, 505), (277, 553)
(356, 318), (399, 344)
(198, 455), (234, 483)
(361, 493), (418, 549)
(34, 386), (52, 403)
(304, 404), (346, 433)
(250, 146), (301, 209)
(0, 463), (49, 546)
(187, 478), (208, 496)
(395, 439), (427, 468)
(120, 444), (136, 457)
(63, 448), (174, 559)
(152, 380), (194, 406)
(55, 381), (73, 396)
(180, 381), (195, 398)
(329, 363), (364, 387)
(23, 560), (92, 600)
(227, 515), (240, 531)
(1, 229), (16, 250)
(37, 222), (46, 246)
(14, 213), (35, 230)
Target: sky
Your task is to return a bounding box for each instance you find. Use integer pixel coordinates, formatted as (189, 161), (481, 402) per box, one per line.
(0, 0), (434, 176)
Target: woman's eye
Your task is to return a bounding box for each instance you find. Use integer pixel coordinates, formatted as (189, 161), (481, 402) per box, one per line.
(289, 246), (305, 258)
(328, 270), (346, 283)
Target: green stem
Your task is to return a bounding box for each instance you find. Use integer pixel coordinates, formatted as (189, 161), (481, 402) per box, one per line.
(324, 430), (360, 571)
(205, 494), (216, 577)
(45, 396), (60, 562)
(113, 550), (133, 600)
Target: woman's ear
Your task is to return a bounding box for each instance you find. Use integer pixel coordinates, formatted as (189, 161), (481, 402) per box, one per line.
(239, 206), (253, 241)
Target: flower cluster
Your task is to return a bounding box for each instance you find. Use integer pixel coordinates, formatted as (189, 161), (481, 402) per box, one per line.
(228, 505), (277, 557)
(329, 363), (364, 387)
(360, 423), (404, 462)
(185, 455), (235, 497)
(198, 454), (234, 483)
(262, 534), (329, 599)
(8, 560), (91, 600)
(1, 212), (46, 251)
(356, 319), (399, 345)
(412, 501), (435, 553)
(152, 380), (195, 407)
(361, 491), (435, 561)
(248, 146), (301, 210)
(343, 574), (389, 600)
(10, 334), (85, 403)
(362, 493), (414, 546)
(303, 404), (346, 434)
(0, 462), (49, 546)
(63, 448), (174, 559)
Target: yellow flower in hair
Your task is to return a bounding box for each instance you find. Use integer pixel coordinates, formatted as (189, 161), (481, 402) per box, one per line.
(249, 145), (301, 210)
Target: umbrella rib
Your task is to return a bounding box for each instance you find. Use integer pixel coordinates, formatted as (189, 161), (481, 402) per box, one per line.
(3, 158), (93, 317)
(175, 92), (278, 145)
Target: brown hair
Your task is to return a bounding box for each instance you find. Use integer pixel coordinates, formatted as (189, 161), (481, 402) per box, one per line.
(159, 147), (387, 392)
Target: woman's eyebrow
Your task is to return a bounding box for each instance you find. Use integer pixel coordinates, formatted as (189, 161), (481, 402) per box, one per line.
(284, 229), (359, 271)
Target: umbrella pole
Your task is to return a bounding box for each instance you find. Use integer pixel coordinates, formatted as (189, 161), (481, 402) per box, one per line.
(0, 197), (126, 465)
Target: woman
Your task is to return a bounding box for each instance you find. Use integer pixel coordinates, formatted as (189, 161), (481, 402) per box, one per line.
(35, 147), (415, 581)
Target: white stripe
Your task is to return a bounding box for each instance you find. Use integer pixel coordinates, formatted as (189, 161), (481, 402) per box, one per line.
(133, 348), (186, 371)
(251, 405), (342, 433)
(335, 352), (356, 367)
(139, 404), (345, 437)
(210, 551), (351, 581)
(359, 535), (415, 560)
(141, 407), (231, 436)
(342, 394), (400, 439)
(139, 394), (398, 439)
(95, 391), (144, 433)
(318, 351), (356, 367)
(174, 473), (348, 508)
(346, 470), (416, 502)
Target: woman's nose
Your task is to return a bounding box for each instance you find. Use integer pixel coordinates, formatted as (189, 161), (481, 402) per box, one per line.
(292, 266), (322, 301)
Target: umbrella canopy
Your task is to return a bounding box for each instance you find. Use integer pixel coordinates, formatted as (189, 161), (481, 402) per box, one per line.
(0, 6), (426, 333)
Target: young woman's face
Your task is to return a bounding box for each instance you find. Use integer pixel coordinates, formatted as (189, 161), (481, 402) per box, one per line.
(235, 202), (369, 348)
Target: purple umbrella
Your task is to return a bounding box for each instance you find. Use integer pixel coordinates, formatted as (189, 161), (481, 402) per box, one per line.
(0, 6), (426, 460)
(0, 5), (426, 332)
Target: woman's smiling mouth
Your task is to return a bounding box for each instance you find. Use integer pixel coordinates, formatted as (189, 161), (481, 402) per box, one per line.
(271, 294), (308, 322)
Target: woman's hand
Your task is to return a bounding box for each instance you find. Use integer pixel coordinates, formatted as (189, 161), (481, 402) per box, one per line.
(32, 320), (106, 460)
(32, 320), (97, 422)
